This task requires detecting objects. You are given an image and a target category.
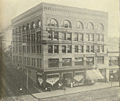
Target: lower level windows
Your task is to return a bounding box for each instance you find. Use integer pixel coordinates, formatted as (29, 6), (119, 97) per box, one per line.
(48, 58), (59, 67)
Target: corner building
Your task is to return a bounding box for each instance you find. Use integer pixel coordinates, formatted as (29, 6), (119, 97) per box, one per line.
(12, 3), (108, 89)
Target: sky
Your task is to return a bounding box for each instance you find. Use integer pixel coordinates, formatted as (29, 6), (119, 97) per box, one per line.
(1, 0), (120, 46)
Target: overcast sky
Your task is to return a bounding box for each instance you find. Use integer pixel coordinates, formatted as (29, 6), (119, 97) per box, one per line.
(1, 0), (119, 46)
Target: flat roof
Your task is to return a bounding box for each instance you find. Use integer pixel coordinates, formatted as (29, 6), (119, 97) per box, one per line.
(12, 2), (108, 24)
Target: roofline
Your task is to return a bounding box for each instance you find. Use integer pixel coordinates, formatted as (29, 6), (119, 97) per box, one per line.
(12, 2), (108, 24)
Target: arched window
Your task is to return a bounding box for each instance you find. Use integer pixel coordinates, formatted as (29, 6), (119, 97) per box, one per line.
(87, 22), (94, 30)
(38, 20), (41, 27)
(48, 18), (58, 27)
(63, 20), (72, 28)
(26, 23), (30, 30)
(22, 25), (26, 31)
(77, 21), (84, 29)
(98, 23), (104, 31)
(31, 22), (36, 29)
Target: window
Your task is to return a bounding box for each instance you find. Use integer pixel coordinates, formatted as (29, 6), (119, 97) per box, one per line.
(62, 58), (72, 66)
(67, 45), (72, 53)
(37, 45), (41, 53)
(48, 30), (52, 40)
(31, 45), (36, 53)
(97, 56), (104, 64)
(48, 45), (53, 53)
(91, 45), (94, 53)
(66, 32), (72, 40)
(79, 33), (83, 41)
(85, 34), (90, 41)
(74, 33), (78, 41)
(48, 18), (58, 27)
(62, 45), (66, 53)
(54, 45), (59, 53)
(97, 34), (100, 41)
(37, 20), (41, 27)
(63, 20), (72, 28)
(27, 46), (30, 53)
(31, 34), (35, 42)
(75, 57), (83, 65)
(109, 57), (118, 66)
(53, 31), (59, 40)
(37, 58), (41, 67)
(75, 45), (79, 53)
(86, 45), (90, 52)
(48, 59), (59, 67)
(32, 58), (36, 66)
(98, 23), (104, 31)
(77, 21), (84, 29)
(101, 45), (104, 52)
(31, 22), (36, 29)
(27, 57), (30, 65)
(61, 32), (66, 40)
(97, 45), (100, 53)
(101, 35), (104, 41)
(90, 34), (94, 41)
(48, 31), (59, 40)
(23, 57), (27, 65)
(86, 57), (94, 65)
(36, 31), (41, 42)
(79, 45), (84, 53)
(87, 22), (94, 30)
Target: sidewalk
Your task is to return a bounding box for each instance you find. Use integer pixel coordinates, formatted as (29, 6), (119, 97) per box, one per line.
(2, 82), (119, 101)
(33, 82), (119, 99)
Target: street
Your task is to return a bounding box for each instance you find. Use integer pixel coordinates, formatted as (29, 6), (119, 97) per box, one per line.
(4, 60), (40, 97)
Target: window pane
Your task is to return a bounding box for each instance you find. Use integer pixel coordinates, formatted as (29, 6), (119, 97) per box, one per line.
(62, 58), (72, 66)
(86, 57), (94, 65)
(67, 45), (72, 53)
(54, 45), (59, 53)
(66, 32), (72, 40)
(75, 45), (78, 53)
(62, 45), (66, 53)
(75, 57), (83, 65)
(48, 45), (53, 53)
(48, 59), (59, 67)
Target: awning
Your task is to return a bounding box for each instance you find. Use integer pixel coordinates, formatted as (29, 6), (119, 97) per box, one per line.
(74, 75), (84, 82)
(46, 77), (59, 86)
(86, 69), (104, 80)
(38, 77), (43, 85)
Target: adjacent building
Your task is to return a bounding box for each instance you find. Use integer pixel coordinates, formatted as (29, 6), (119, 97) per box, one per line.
(12, 3), (108, 89)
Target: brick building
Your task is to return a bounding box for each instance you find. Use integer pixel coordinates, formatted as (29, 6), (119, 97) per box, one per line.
(12, 3), (108, 90)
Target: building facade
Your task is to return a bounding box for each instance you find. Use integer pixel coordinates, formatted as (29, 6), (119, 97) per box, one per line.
(12, 3), (108, 89)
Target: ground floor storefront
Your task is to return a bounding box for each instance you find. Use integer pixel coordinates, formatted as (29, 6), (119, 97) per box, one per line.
(36, 69), (104, 91)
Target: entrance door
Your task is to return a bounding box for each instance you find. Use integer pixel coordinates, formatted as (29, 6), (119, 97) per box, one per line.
(63, 73), (73, 87)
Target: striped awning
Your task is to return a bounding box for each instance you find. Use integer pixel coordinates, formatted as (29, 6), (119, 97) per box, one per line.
(86, 69), (104, 80)
(46, 77), (59, 86)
